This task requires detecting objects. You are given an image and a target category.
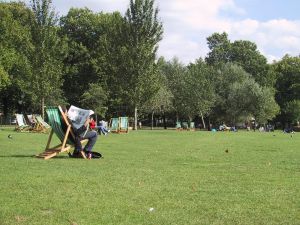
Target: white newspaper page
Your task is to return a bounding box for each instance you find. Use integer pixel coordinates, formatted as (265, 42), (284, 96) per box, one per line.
(67, 105), (94, 129)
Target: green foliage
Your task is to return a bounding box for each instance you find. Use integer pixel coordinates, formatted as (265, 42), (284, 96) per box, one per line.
(0, 2), (34, 114)
(206, 32), (275, 87)
(80, 83), (108, 117)
(227, 76), (279, 123)
(212, 63), (279, 124)
(185, 59), (216, 118)
(122, 0), (163, 108)
(206, 32), (231, 65)
(60, 8), (124, 107)
(0, 66), (10, 91)
(274, 55), (300, 124)
(283, 100), (300, 124)
(159, 57), (187, 118)
(28, 0), (65, 111)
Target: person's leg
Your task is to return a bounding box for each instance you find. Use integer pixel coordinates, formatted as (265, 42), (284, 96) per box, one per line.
(101, 126), (109, 133)
(74, 136), (87, 158)
(82, 130), (98, 154)
(99, 126), (108, 135)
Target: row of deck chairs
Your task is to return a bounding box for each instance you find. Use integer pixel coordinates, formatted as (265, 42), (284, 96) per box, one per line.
(109, 117), (129, 133)
(15, 114), (50, 133)
(176, 121), (195, 131)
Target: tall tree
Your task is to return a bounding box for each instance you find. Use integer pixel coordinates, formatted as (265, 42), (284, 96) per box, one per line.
(211, 63), (279, 125)
(274, 55), (300, 125)
(205, 32), (231, 65)
(122, 0), (163, 130)
(29, 0), (65, 118)
(160, 57), (187, 121)
(80, 83), (108, 118)
(206, 32), (275, 87)
(185, 59), (216, 128)
(60, 8), (112, 105)
(141, 63), (173, 129)
(0, 2), (34, 118)
(227, 76), (279, 124)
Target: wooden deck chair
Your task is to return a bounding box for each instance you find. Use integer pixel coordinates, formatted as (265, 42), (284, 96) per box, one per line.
(189, 122), (195, 131)
(119, 117), (129, 133)
(25, 114), (35, 127)
(176, 121), (182, 131)
(36, 106), (88, 160)
(109, 117), (120, 133)
(182, 122), (189, 130)
(34, 114), (50, 133)
(15, 114), (31, 132)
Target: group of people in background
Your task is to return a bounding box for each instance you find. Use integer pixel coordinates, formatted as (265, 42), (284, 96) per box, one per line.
(89, 116), (110, 135)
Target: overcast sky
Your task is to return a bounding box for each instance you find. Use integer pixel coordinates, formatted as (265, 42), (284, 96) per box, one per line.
(17, 0), (300, 64)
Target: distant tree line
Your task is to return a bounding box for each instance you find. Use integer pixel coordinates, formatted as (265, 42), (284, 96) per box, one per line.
(0, 0), (299, 129)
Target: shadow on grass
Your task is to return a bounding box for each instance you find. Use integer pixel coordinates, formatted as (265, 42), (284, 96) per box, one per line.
(0, 154), (71, 159)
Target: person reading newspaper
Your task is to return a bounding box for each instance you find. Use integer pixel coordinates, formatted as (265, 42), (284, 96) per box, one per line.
(67, 105), (98, 159)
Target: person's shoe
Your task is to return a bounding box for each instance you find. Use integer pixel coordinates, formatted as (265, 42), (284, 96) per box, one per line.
(104, 133), (107, 135)
(80, 150), (87, 159)
(88, 152), (92, 160)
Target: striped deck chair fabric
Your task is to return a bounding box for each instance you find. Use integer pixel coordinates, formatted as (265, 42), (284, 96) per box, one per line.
(189, 122), (195, 131)
(176, 121), (182, 130)
(34, 114), (51, 132)
(110, 117), (120, 133)
(119, 117), (129, 133)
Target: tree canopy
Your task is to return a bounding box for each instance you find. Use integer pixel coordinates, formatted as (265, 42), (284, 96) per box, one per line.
(0, 0), (297, 128)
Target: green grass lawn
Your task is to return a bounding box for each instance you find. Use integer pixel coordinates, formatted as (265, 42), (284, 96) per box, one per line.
(0, 128), (299, 225)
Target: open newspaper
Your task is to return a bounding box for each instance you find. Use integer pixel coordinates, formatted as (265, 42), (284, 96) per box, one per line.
(67, 105), (94, 129)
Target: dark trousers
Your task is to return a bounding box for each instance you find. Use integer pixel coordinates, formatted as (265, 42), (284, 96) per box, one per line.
(75, 130), (98, 152)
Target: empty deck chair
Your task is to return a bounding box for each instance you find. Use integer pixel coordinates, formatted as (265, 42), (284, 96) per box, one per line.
(109, 117), (120, 133)
(34, 114), (51, 133)
(182, 122), (189, 130)
(189, 122), (195, 131)
(119, 117), (129, 133)
(15, 114), (31, 132)
(176, 121), (182, 131)
(36, 106), (88, 160)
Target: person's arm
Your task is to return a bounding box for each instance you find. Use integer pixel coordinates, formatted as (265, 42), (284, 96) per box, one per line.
(84, 117), (90, 127)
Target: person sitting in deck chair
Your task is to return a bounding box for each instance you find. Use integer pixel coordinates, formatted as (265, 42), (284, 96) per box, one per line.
(62, 107), (98, 159)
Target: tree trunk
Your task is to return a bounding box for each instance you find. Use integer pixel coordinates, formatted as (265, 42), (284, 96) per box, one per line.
(134, 106), (138, 130)
(151, 111), (154, 130)
(163, 111), (167, 129)
(2, 97), (8, 124)
(41, 97), (45, 119)
(208, 117), (211, 131)
(200, 112), (206, 129)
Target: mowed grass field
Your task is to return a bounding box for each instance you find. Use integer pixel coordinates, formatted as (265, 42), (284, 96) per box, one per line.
(0, 127), (299, 225)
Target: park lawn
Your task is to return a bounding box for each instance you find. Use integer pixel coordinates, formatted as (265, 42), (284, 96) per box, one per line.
(0, 128), (299, 225)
